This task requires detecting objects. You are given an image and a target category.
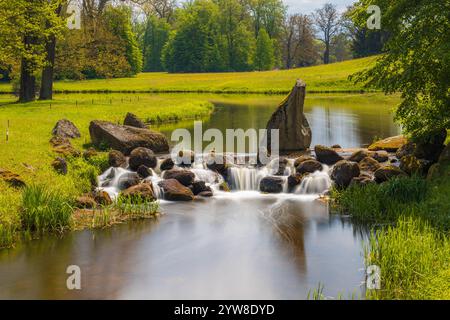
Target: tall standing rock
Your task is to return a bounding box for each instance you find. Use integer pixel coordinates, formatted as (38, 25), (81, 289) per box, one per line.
(266, 80), (312, 152)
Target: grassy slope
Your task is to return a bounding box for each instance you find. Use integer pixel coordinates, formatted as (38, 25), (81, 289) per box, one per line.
(0, 56), (377, 94)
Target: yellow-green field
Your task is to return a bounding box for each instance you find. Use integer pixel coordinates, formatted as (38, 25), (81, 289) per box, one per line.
(0, 56), (377, 94)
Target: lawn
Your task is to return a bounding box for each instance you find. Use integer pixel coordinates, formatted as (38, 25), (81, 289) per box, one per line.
(0, 56), (377, 94)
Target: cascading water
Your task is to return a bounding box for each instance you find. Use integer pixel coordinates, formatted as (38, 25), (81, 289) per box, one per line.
(97, 154), (333, 200)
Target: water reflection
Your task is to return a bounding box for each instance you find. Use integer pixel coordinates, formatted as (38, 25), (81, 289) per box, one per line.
(0, 196), (367, 299)
(158, 94), (400, 150)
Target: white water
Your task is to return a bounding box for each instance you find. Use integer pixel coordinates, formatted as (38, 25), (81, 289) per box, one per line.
(98, 155), (332, 199)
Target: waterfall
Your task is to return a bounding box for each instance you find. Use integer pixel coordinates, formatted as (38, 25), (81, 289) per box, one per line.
(228, 167), (265, 191)
(295, 170), (331, 195)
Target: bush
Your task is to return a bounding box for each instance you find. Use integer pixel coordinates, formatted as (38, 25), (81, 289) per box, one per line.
(21, 184), (73, 233)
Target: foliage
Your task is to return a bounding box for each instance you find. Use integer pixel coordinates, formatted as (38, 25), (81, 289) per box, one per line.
(254, 28), (275, 71)
(143, 15), (170, 71)
(349, 0), (450, 141)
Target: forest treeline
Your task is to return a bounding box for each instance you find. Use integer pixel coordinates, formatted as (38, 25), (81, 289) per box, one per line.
(0, 0), (387, 84)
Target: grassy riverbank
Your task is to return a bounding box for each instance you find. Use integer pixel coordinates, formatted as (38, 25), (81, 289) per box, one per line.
(0, 56), (376, 94)
(332, 163), (450, 299)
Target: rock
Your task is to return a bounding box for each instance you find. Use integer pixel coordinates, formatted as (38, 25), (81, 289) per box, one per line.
(359, 157), (381, 172)
(198, 190), (213, 197)
(293, 155), (315, 168)
(49, 136), (70, 147)
(348, 150), (369, 163)
(259, 176), (284, 193)
(350, 176), (374, 187)
(370, 151), (389, 163)
(93, 190), (112, 206)
(158, 179), (194, 201)
(163, 169), (195, 186)
(368, 135), (407, 152)
(124, 112), (147, 129)
(266, 80), (312, 152)
(314, 145), (343, 165)
(129, 147), (157, 170)
(175, 150), (195, 167)
(51, 157), (67, 175)
(191, 181), (211, 195)
(396, 130), (447, 163)
(399, 155), (431, 176)
(287, 173), (303, 191)
(331, 144), (342, 149)
(330, 160), (360, 188)
(108, 150), (126, 168)
(374, 166), (407, 183)
(160, 158), (175, 171)
(76, 195), (97, 209)
(52, 119), (80, 139)
(206, 154), (229, 177)
(273, 157), (288, 176)
(89, 120), (169, 155)
(83, 147), (97, 159)
(53, 143), (81, 158)
(0, 169), (26, 188)
(121, 182), (155, 201)
(137, 165), (153, 178)
(296, 160), (323, 174)
(117, 172), (141, 190)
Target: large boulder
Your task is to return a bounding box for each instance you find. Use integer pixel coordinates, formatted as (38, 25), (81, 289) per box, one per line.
(287, 173), (303, 191)
(374, 166), (407, 183)
(370, 151), (389, 163)
(108, 150), (127, 168)
(314, 145), (343, 165)
(124, 112), (147, 129)
(163, 169), (195, 186)
(359, 157), (381, 172)
(129, 147), (157, 170)
(93, 190), (112, 206)
(266, 80), (312, 152)
(158, 179), (194, 201)
(120, 182), (155, 201)
(368, 135), (407, 152)
(259, 176), (284, 193)
(396, 130), (447, 162)
(330, 160), (360, 188)
(190, 181), (212, 196)
(137, 165), (153, 179)
(206, 154), (230, 177)
(296, 159), (323, 174)
(89, 120), (169, 155)
(52, 119), (80, 139)
(348, 150), (369, 163)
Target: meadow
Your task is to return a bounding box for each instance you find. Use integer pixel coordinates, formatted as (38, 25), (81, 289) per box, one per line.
(0, 56), (377, 94)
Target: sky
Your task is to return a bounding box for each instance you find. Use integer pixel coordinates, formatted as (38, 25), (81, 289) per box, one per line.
(284, 0), (355, 14)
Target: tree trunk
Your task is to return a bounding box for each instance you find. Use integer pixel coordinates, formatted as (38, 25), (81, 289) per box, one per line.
(39, 4), (62, 100)
(324, 42), (330, 64)
(19, 36), (36, 103)
(39, 35), (56, 100)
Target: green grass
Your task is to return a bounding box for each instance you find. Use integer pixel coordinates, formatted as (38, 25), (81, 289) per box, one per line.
(0, 56), (377, 94)
(365, 217), (450, 300)
(21, 184), (74, 233)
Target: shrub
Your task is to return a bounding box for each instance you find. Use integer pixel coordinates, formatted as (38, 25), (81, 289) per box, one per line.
(21, 184), (73, 233)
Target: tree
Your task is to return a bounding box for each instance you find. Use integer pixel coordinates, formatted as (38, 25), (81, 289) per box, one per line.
(254, 28), (274, 71)
(162, 0), (224, 72)
(350, 0), (450, 140)
(135, 0), (177, 21)
(143, 15), (170, 71)
(283, 14), (316, 69)
(104, 5), (143, 74)
(313, 3), (341, 64)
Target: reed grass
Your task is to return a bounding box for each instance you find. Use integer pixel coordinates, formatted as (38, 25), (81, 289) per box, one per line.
(20, 184), (74, 233)
(365, 217), (450, 300)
